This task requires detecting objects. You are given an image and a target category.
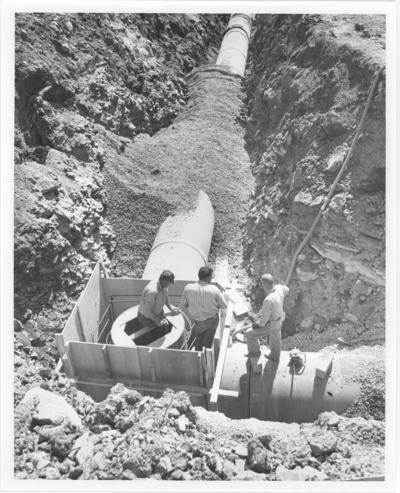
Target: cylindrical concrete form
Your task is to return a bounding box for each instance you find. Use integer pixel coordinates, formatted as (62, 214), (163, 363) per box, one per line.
(142, 190), (214, 280)
(218, 343), (362, 423)
(216, 14), (253, 76)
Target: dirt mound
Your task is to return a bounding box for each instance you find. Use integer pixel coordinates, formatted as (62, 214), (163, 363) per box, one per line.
(14, 383), (384, 480)
(105, 66), (253, 277)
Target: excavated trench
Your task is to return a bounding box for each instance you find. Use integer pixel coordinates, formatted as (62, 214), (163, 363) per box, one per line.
(12, 12), (388, 482)
(102, 14), (385, 422)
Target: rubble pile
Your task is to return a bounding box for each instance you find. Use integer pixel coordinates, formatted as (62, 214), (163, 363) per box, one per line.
(14, 384), (384, 481)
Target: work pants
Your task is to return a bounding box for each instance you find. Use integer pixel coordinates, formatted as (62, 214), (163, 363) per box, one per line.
(137, 311), (163, 329)
(245, 323), (282, 361)
(188, 314), (219, 351)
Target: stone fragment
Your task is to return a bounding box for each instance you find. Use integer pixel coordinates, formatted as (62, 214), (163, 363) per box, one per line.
(294, 465), (329, 481)
(247, 438), (268, 473)
(308, 430), (337, 456)
(14, 355), (25, 367)
(168, 408), (180, 418)
(51, 433), (74, 460)
(92, 451), (108, 470)
(234, 444), (248, 458)
(117, 416), (134, 433)
(300, 316), (314, 330)
(31, 451), (51, 470)
(170, 469), (184, 480)
(44, 466), (61, 479)
(155, 456), (173, 476)
(321, 111), (349, 137)
(175, 414), (190, 433)
(275, 465), (299, 480)
(234, 470), (267, 480)
(221, 459), (238, 479)
(326, 145), (348, 173)
(68, 467), (83, 479)
(17, 387), (82, 428)
(235, 458), (246, 473)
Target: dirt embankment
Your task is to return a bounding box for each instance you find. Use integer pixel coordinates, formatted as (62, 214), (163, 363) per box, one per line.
(14, 13), (227, 319)
(244, 14), (385, 350)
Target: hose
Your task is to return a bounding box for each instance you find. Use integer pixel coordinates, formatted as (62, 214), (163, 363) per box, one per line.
(285, 67), (384, 285)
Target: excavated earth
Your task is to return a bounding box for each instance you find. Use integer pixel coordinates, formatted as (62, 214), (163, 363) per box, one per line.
(244, 14), (385, 348)
(13, 13), (386, 481)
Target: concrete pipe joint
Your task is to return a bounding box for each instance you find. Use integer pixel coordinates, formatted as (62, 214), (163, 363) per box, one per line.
(142, 190), (214, 281)
(216, 14), (253, 76)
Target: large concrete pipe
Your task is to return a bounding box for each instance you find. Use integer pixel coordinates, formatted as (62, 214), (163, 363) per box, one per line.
(218, 343), (362, 423)
(142, 190), (214, 280)
(216, 14), (253, 76)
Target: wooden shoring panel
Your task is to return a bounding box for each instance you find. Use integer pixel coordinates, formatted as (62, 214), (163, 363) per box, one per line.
(77, 377), (209, 396)
(209, 286), (235, 411)
(102, 278), (147, 301)
(68, 341), (107, 378)
(61, 305), (81, 344)
(204, 348), (215, 387)
(55, 334), (65, 358)
(107, 345), (142, 380)
(109, 297), (141, 319)
(137, 347), (157, 382)
(152, 347), (204, 387)
(78, 262), (104, 343)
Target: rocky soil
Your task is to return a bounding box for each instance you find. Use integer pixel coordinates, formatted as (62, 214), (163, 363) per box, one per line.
(244, 14), (385, 350)
(14, 13), (227, 318)
(14, 383), (384, 481)
(13, 13), (386, 482)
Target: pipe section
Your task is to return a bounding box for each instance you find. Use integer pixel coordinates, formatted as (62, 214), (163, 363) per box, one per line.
(142, 190), (214, 280)
(216, 14), (253, 76)
(218, 343), (362, 423)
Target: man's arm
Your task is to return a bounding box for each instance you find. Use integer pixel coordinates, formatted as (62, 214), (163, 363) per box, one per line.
(259, 299), (272, 328)
(281, 285), (289, 297)
(216, 289), (228, 310)
(165, 293), (180, 314)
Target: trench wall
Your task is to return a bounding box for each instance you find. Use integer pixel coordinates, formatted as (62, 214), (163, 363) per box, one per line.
(244, 14), (385, 349)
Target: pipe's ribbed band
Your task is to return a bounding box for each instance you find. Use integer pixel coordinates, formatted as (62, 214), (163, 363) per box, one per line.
(150, 240), (208, 264)
(223, 23), (251, 40)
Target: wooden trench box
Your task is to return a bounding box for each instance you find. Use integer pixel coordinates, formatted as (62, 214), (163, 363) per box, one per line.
(57, 261), (235, 408)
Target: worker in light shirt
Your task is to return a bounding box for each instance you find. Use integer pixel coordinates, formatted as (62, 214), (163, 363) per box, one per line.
(181, 266), (227, 351)
(234, 273), (289, 362)
(138, 270), (179, 329)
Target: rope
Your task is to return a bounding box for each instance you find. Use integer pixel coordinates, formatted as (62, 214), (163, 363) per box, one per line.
(285, 67), (384, 285)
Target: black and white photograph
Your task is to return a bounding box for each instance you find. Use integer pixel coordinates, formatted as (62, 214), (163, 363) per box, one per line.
(1, 1), (398, 491)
